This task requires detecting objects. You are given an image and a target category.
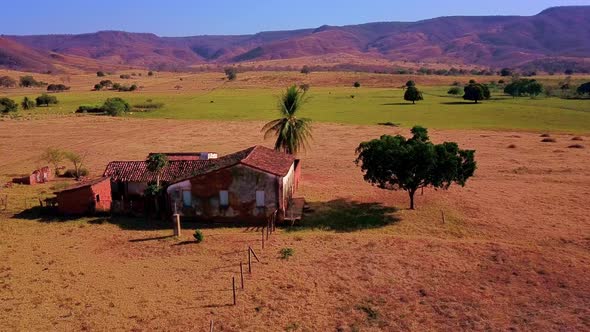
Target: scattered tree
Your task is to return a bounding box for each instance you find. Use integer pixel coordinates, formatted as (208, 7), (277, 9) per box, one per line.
(102, 97), (130, 116)
(0, 76), (17, 88)
(94, 84), (103, 91)
(21, 97), (35, 110)
(577, 82), (590, 95)
(224, 67), (237, 81)
(500, 68), (512, 77)
(97, 71), (105, 77)
(0, 97), (18, 113)
(19, 76), (42, 88)
(147, 71), (154, 76)
(40, 147), (64, 176)
(119, 74), (131, 79)
(262, 85), (312, 155)
(35, 94), (59, 107)
(463, 82), (490, 103)
(404, 86), (423, 104)
(301, 66), (311, 74)
(64, 151), (86, 180)
(355, 126), (477, 209)
(353, 81), (361, 88)
(405, 80), (416, 88)
(504, 79), (544, 97)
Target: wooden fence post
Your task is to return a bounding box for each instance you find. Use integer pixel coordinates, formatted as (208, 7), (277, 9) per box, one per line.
(441, 211), (446, 224)
(249, 247), (260, 262)
(173, 214), (181, 237)
(210, 319), (214, 332)
(240, 262), (244, 289)
(248, 247), (252, 273)
(261, 227), (265, 250)
(232, 277), (236, 305)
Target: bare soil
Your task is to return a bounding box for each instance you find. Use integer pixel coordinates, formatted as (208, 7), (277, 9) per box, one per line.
(1, 117), (589, 331)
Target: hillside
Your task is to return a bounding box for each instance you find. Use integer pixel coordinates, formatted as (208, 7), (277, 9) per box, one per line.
(3, 6), (590, 72)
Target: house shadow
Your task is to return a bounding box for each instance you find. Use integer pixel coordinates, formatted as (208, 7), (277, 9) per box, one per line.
(381, 102), (415, 106)
(440, 101), (477, 105)
(287, 199), (400, 233)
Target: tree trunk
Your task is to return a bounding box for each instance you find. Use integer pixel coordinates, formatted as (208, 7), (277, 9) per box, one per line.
(474, 100), (478, 104)
(409, 190), (416, 210)
(412, 100), (415, 104)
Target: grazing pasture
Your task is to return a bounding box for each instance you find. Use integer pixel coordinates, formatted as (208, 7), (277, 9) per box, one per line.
(1, 117), (589, 331)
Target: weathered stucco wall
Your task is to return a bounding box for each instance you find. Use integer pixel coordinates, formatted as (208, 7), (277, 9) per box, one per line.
(168, 164), (280, 221)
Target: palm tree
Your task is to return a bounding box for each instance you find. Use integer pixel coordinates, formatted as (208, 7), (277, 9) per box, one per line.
(262, 85), (312, 154)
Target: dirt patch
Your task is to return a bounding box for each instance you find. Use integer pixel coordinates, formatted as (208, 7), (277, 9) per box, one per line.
(1, 118), (589, 331)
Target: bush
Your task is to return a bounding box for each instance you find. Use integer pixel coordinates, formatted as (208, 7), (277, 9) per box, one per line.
(36, 94), (59, 107)
(47, 84), (70, 92)
(147, 71), (154, 76)
(102, 97), (130, 116)
(279, 248), (294, 259)
(447, 87), (462, 95)
(97, 71), (105, 77)
(63, 168), (89, 178)
(119, 74), (131, 79)
(0, 76), (17, 88)
(132, 102), (164, 111)
(19, 75), (43, 88)
(541, 138), (556, 143)
(224, 67), (237, 80)
(568, 144), (584, 149)
(301, 65), (311, 74)
(76, 104), (103, 113)
(193, 229), (204, 243)
(0, 97), (18, 113)
(353, 81), (361, 88)
(21, 97), (35, 110)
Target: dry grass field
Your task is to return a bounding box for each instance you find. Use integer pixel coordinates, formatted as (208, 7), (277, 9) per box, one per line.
(1, 117), (589, 331)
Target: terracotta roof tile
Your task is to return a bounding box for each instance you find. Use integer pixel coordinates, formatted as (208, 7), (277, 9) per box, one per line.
(240, 146), (296, 176)
(54, 177), (110, 194)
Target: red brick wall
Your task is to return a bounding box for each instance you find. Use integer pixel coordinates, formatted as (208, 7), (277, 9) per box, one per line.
(56, 180), (112, 215)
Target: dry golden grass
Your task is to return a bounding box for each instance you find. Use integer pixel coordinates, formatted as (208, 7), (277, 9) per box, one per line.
(1, 117), (589, 331)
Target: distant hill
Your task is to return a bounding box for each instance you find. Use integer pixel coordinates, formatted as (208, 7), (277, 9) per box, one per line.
(3, 6), (590, 73)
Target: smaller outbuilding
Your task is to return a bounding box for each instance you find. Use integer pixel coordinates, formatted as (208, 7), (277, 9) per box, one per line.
(54, 177), (112, 215)
(12, 166), (52, 185)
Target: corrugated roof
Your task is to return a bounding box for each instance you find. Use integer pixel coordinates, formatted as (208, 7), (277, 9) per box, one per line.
(54, 177), (110, 194)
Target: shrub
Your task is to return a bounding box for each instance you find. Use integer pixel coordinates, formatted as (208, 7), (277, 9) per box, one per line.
(19, 75), (43, 87)
(224, 67), (237, 80)
(299, 84), (310, 92)
(93, 84), (103, 91)
(540, 133), (551, 138)
(568, 144), (584, 149)
(300, 65), (311, 74)
(21, 97), (35, 110)
(447, 87), (462, 95)
(279, 248), (294, 260)
(507, 144), (517, 149)
(0, 97), (18, 113)
(193, 229), (204, 243)
(541, 138), (556, 143)
(102, 97), (130, 116)
(76, 104), (103, 113)
(63, 168), (89, 178)
(47, 84), (70, 92)
(97, 71), (105, 77)
(147, 71), (154, 76)
(132, 102), (164, 111)
(353, 81), (361, 88)
(36, 94), (59, 107)
(119, 74), (131, 79)
(571, 136), (583, 141)
(0, 76), (17, 88)
(99, 80), (113, 88)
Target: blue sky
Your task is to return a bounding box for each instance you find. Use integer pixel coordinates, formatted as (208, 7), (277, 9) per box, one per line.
(2, 0), (589, 36)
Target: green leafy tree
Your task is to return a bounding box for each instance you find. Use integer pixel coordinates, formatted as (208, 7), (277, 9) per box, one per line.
(527, 81), (543, 97)
(146, 153), (169, 214)
(102, 97), (130, 116)
(41, 147), (64, 176)
(19, 76), (41, 87)
(353, 81), (361, 88)
(262, 85), (312, 155)
(355, 126), (477, 209)
(404, 86), (423, 104)
(35, 94), (58, 106)
(405, 80), (416, 88)
(504, 79), (543, 97)
(94, 84), (103, 91)
(463, 82), (490, 103)
(577, 82), (590, 95)
(21, 97), (35, 110)
(0, 97), (18, 113)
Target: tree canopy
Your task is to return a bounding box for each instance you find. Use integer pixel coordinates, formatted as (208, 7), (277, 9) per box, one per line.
(355, 126), (476, 209)
(463, 82), (490, 103)
(35, 94), (59, 107)
(504, 79), (544, 97)
(577, 82), (590, 95)
(224, 67), (237, 80)
(404, 86), (423, 104)
(262, 85), (312, 155)
(0, 76), (17, 88)
(102, 97), (130, 116)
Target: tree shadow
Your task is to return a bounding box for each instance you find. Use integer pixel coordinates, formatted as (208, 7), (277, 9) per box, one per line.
(286, 199), (400, 233)
(381, 103), (415, 106)
(440, 101), (478, 105)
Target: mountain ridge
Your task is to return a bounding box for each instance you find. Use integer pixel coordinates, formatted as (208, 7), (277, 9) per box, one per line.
(2, 6), (590, 73)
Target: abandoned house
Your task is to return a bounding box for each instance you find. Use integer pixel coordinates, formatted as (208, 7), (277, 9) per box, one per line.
(102, 146), (302, 221)
(54, 177), (112, 215)
(166, 145), (301, 222)
(12, 166), (52, 185)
